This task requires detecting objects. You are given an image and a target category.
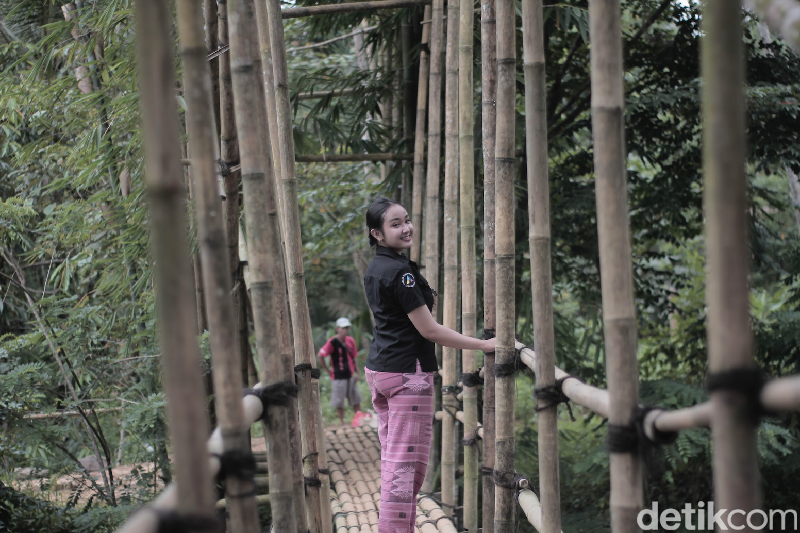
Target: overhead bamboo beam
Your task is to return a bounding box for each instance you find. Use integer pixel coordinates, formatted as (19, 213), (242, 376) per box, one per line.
(264, 0), (330, 529)
(296, 89), (358, 100)
(132, 0), (215, 525)
(282, 0), (430, 19)
(480, 0), (498, 525)
(458, 0), (478, 526)
(522, 0), (560, 532)
(494, 0), (516, 526)
(588, 0), (643, 529)
(176, 0), (260, 530)
(702, 1), (760, 529)
(297, 152), (414, 162)
(252, 4), (307, 531)
(421, 0), (444, 494)
(410, 6), (432, 264)
(441, 0), (460, 510)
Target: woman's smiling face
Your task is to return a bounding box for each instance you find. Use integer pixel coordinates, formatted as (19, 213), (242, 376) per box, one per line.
(374, 204), (413, 253)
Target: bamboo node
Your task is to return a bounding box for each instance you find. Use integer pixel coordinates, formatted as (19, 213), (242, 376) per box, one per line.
(151, 509), (220, 533)
(706, 367), (769, 423)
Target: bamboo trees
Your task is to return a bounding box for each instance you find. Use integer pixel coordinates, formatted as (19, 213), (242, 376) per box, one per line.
(441, 0), (460, 510)
(265, 0), (330, 529)
(480, 0), (497, 527)
(176, 0), (261, 529)
(522, 1), (560, 532)
(421, 0), (444, 494)
(494, 0), (516, 528)
(410, 6), (431, 264)
(458, 0), (478, 527)
(133, 0), (214, 520)
(701, 1), (760, 529)
(588, 1), (643, 531)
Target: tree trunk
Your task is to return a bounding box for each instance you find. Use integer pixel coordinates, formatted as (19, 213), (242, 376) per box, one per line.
(441, 0), (459, 510)
(494, 0), (516, 528)
(702, 1), (760, 530)
(133, 0), (215, 517)
(588, 1), (643, 531)
(522, 1), (561, 531)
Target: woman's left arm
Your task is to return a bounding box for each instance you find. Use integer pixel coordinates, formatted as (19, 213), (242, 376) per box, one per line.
(407, 305), (495, 352)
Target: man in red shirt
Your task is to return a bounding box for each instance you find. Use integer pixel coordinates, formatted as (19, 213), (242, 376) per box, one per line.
(317, 317), (362, 426)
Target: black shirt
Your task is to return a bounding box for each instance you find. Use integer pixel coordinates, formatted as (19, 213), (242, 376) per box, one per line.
(364, 246), (437, 373)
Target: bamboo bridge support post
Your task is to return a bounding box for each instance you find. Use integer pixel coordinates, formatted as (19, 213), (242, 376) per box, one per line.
(494, 0), (516, 528)
(441, 0), (460, 512)
(410, 6), (431, 264)
(480, 0), (497, 527)
(265, 0), (331, 530)
(588, 1), (643, 531)
(701, 1), (760, 529)
(204, 0), (220, 137)
(421, 0), (445, 495)
(458, 0), (478, 528)
(252, 4), (307, 531)
(176, 0), (261, 530)
(133, 0), (215, 521)
(522, 0), (561, 532)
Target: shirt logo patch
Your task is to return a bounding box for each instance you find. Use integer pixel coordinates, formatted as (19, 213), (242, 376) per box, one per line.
(401, 273), (416, 288)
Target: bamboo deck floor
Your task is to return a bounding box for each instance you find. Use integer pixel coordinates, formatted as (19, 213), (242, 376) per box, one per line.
(324, 425), (457, 533)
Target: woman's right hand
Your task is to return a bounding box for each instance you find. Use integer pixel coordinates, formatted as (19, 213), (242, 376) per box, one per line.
(481, 337), (496, 354)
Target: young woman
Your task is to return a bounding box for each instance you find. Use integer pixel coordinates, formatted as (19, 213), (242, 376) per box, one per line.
(363, 197), (495, 533)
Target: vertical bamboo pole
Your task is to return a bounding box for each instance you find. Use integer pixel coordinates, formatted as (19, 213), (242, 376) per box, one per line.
(252, 4), (307, 531)
(588, 1), (643, 531)
(382, 43), (395, 183)
(522, 1), (561, 532)
(227, 1), (297, 530)
(421, 0), (444, 495)
(458, 0), (478, 528)
(265, 0), (330, 530)
(176, 1), (260, 530)
(401, 17), (414, 209)
(410, 6), (431, 264)
(204, 0), (220, 137)
(133, 0), (214, 521)
(480, 0), (497, 526)
(441, 0), (460, 510)
(701, 1), (759, 530)
(494, 0), (516, 528)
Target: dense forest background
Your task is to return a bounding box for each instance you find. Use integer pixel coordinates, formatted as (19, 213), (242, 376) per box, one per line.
(1, 0), (799, 531)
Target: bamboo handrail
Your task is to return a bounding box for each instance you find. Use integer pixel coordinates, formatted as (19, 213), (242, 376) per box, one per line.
(282, 0), (431, 19)
(517, 488), (565, 533)
(23, 407), (121, 420)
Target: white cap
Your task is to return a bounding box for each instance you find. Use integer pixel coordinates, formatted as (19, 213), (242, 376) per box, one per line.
(336, 317), (352, 328)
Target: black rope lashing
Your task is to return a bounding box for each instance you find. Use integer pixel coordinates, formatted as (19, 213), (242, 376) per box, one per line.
(492, 469), (519, 490)
(153, 509), (220, 533)
(706, 367), (769, 423)
(318, 468), (330, 476)
(534, 376), (578, 422)
(244, 382), (299, 421)
(606, 422), (639, 454)
(217, 158), (231, 177)
(441, 405), (459, 419)
(294, 363), (322, 379)
(460, 371), (483, 388)
(213, 449), (256, 484)
(493, 344), (527, 377)
(463, 432), (480, 446)
(480, 465), (494, 476)
(303, 476), (322, 487)
(441, 385), (460, 401)
(301, 452), (319, 463)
